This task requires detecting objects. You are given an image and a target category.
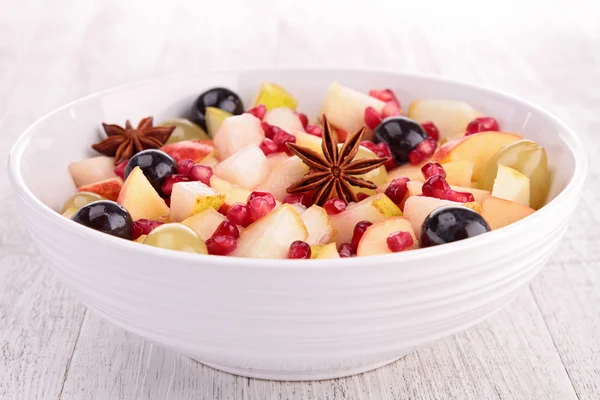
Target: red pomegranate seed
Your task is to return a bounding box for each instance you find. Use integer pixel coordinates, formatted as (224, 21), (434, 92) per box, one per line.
(381, 101), (401, 118)
(305, 124), (323, 137)
(161, 174), (189, 196)
(387, 231), (414, 252)
(297, 112), (309, 129)
(422, 175), (452, 199)
(246, 104), (267, 120)
(369, 89), (399, 105)
(132, 219), (163, 240)
(212, 220), (240, 239)
(272, 128), (296, 154)
(188, 165), (213, 186)
(261, 122), (275, 139)
(376, 142), (397, 170)
(248, 191), (276, 208)
(338, 242), (354, 258)
(421, 121), (440, 141)
(421, 161), (446, 179)
(114, 159), (129, 180)
(408, 138), (437, 165)
(177, 159), (195, 176)
(356, 192), (370, 201)
(217, 203), (230, 215)
(351, 220), (373, 253)
(206, 235), (237, 255)
(465, 117), (500, 136)
(323, 198), (346, 215)
(360, 140), (378, 153)
(334, 127), (348, 142)
(288, 240), (311, 259)
(283, 192), (314, 207)
(385, 177), (409, 205)
(248, 196), (275, 222)
(259, 138), (280, 156)
(226, 203), (252, 227)
(364, 106), (383, 130)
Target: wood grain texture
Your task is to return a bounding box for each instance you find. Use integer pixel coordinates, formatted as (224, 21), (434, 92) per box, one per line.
(1, 0), (599, 399)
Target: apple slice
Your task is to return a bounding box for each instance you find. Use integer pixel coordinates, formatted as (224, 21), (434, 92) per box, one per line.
(294, 131), (323, 153)
(356, 217), (417, 257)
(255, 156), (309, 201)
(266, 153), (290, 171)
(481, 195), (535, 230)
(253, 82), (298, 110)
(182, 207), (227, 240)
(263, 107), (305, 133)
(69, 156), (117, 187)
(386, 160), (431, 183)
(433, 131), (523, 181)
(311, 243), (340, 259)
(213, 144), (270, 189)
(197, 154), (219, 167)
(213, 113), (264, 160)
(160, 139), (216, 163)
(77, 177), (123, 202)
(320, 82), (386, 135)
(403, 195), (481, 239)
(301, 205), (337, 245)
(232, 204), (308, 259)
(170, 181), (226, 222)
(209, 176), (252, 208)
(491, 164), (530, 206)
(442, 160), (474, 187)
(134, 234), (147, 243)
(406, 181), (489, 204)
(407, 99), (480, 141)
(205, 107), (233, 138)
(117, 166), (170, 221)
(330, 193), (402, 245)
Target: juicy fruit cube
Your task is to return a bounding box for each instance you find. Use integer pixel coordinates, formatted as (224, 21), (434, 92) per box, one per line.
(356, 217), (417, 257)
(160, 118), (209, 144)
(143, 223), (208, 254)
(69, 156), (117, 187)
(407, 99), (480, 141)
(135, 234), (147, 243)
(491, 164), (530, 206)
(117, 166), (170, 221)
(441, 160), (474, 187)
(209, 176), (252, 206)
(182, 207), (227, 240)
(61, 192), (104, 217)
(170, 181), (226, 222)
(232, 204), (308, 259)
(320, 82), (386, 136)
(213, 113), (265, 160)
(266, 153), (290, 171)
(255, 156), (309, 201)
(386, 161), (430, 183)
(205, 107), (233, 138)
(406, 181), (489, 204)
(77, 177), (123, 202)
(159, 140), (216, 163)
(263, 107), (305, 133)
(481, 195), (535, 230)
(329, 193), (402, 245)
(313, 243), (340, 259)
(253, 82), (298, 110)
(294, 131), (323, 153)
(213, 144), (269, 190)
(301, 205), (337, 245)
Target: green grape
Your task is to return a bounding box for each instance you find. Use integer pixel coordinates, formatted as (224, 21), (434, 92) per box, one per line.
(143, 223), (208, 254)
(61, 192), (104, 215)
(160, 118), (210, 144)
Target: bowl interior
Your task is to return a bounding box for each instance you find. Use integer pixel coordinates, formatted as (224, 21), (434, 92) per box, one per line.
(12, 68), (577, 212)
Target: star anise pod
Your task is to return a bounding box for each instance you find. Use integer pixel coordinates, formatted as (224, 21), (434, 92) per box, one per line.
(92, 117), (175, 164)
(286, 115), (388, 205)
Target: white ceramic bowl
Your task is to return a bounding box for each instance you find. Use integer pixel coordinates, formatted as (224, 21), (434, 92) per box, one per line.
(8, 68), (587, 381)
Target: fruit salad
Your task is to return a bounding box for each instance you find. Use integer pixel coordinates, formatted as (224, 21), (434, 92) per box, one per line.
(62, 82), (550, 259)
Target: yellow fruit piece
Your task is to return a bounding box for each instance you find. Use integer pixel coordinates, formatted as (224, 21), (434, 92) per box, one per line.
(491, 165), (530, 206)
(441, 160), (474, 187)
(312, 243), (340, 259)
(134, 235), (147, 243)
(481, 195), (535, 230)
(117, 167), (170, 221)
(356, 217), (417, 257)
(182, 208), (227, 241)
(407, 99), (480, 141)
(205, 107), (233, 138)
(253, 82), (298, 110)
(144, 223), (208, 254)
(160, 118), (209, 143)
(61, 191), (104, 214)
(301, 205), (337, 245)
(170, 181), (226, 222)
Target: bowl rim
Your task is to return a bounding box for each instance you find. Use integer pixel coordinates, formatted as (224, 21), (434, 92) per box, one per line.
(8, 66), (588, 269)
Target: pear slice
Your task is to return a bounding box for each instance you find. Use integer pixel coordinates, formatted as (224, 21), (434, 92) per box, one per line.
(182, 208), (227, 241)
(311, 243), (340, 259)
(301, 205), (337, 245)
(117, 166), (170, 221)
(253, 82), (298, 110)
(205, 107), (233, 138)
(491, 164), (530, 206)
(170, 181), (226, 222)
(356, 217), (417, 257)
(255, 156), (309, 201)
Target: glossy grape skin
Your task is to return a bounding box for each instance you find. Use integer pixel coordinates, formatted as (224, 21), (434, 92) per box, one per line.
(70, 200), (134, 239)
(143, 223), (208, 253)
(124, 149), (178, 197)
(373, 116), (428, 164)
(420, 206), (490, 247)
(191, 87), (244, 130)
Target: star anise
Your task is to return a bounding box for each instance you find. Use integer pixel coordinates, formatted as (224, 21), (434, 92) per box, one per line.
(286, 115), (388, 205)
(92, 117), (175, 164)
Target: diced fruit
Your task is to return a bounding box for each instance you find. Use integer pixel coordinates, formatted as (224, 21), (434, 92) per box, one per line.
(352, 146), (388, 196)
(407, 99), (480, 141)
(213, 114), (265, 160)
(288, 240), (312, 259)
(132, 219), (163, 240)
(182, 208), (227, 240)
(61, 192), (104, 217)
(135, 235), (147, 243)
(491, 164), (530, 206)
(232, 204), (308, 259)
(125, 149), (178, 197)
(77, 177), (123, 202)
(170, 181), (226, 222)
(226, 203), (252, 227)
(143, 223), (208, 254)
(323, 198), (346, 215)
(209, 176), (252, 208)
(356, 217), (417, 256)
(192, 87), (244, 131)
(161, 174), (189, 197)
(205, 107), (233, 138)
(160, 139), (216, 164)
(206, 235), (237, 255)
(255, 156), (310, 201)
(338, 242), (354, 257)
(465, 117), (500, 136)
(386, 161), (431, 183)
(295, 131), (323, 153)
(476, 140), (549, 209)
(312, 243), (340, 259)
(481, 195), (535, 230)
(320, 82), (386, 136)
(329, 193), (402, 245)
(433, 131), (523, 181)
(420, 206), (490, 247)
(117, 166), (170, 221)
(373, 116), (428, 164)
(197, 155), (219, 168)
(442, 160), (474, 187)
(160, 118), (209, 144)
(71, 200), (133, 240)
(263, 107), (304, 133)
(407, 180), (489, 203)
(213, 144), (270, 189)
(253, 83), (298, 111)
(301, 205), (337, 245)
(351, 221), (373, 253)
(266, 153), (290, 170)
(69, 156), (117, 187)
(403, 195), (481, 239)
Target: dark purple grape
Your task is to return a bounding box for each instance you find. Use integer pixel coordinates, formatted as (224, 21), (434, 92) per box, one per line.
(124, 149), (177, 197)
(420, 206), (491, 247)
(192, 87), (244, 130)
(71, 200), (133, 240)
(373, 116), (428, 164)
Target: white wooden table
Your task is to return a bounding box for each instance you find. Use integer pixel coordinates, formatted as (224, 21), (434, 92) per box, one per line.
(2, 0), (599, 398)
